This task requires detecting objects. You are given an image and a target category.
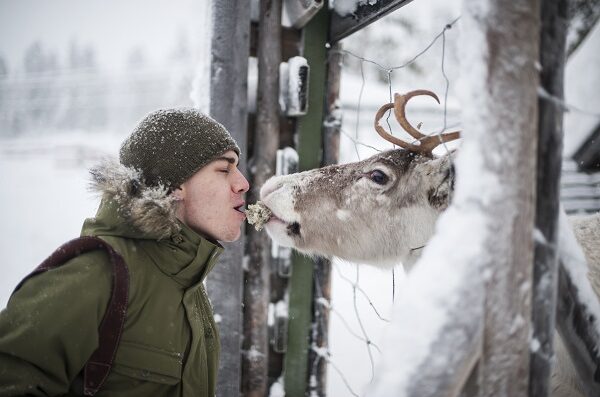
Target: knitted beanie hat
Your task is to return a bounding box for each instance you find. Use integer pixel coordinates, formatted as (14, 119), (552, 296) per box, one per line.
(119, 108), (240, 187)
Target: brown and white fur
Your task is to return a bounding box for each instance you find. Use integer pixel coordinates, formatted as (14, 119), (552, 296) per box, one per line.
(261, 149), (453, 268)
(259, 148), (600, 397)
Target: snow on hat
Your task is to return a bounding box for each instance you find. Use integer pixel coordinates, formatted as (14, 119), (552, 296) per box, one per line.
(119, 108), (240, 187)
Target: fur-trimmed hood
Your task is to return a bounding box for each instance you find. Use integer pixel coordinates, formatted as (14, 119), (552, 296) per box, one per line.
(88, 159), (181, 240)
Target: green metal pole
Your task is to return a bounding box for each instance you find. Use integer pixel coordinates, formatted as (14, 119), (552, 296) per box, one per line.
(284, 4), (330, 396)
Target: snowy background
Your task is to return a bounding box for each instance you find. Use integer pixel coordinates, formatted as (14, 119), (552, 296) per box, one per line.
(1, 0), (598, 396)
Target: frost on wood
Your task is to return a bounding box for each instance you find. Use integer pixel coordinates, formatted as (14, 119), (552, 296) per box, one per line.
(276, 147), (299, 177)
(247, 202), (273, 231)
(269, 376), (285, 397)
(279, 56), (309, 116)
(271, 299), (289, 353)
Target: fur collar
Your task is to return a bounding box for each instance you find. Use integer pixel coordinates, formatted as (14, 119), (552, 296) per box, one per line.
(89, 159), (181, 240)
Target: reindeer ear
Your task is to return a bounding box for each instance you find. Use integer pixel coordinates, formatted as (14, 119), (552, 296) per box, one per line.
(422, 156), (454, 210)
(428, 184), (450, 210)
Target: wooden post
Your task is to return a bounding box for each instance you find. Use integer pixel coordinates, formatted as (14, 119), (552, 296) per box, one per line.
(322, 43), (342, 168)
(307, 42), (342, 397)
(242, 0), (281, 396)
(461, 0), (540, 395)
(284, 4), (330, 396)
(208, 1), (250, 396)
(529, 0), (568, 395)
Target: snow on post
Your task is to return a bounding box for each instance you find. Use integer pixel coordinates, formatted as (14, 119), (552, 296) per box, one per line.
(279, 56), (310, 117)
(332, 0), (378, 17)
(529, 1), (567, 394)
(367, 0), (540, 396)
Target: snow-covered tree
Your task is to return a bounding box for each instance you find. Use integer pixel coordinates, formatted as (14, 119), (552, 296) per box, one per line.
(23, 41), (60, 131)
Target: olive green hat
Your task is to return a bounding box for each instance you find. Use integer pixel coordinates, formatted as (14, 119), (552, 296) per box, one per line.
(119, 108), (240, 187)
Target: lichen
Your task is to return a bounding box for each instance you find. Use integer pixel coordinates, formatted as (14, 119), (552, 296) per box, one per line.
(246, 201), (272, 231)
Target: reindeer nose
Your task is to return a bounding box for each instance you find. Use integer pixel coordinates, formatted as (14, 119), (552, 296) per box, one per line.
(260, 176), (284, 199)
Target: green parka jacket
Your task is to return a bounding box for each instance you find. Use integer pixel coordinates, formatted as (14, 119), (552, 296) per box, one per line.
(0, 160), (224, 397)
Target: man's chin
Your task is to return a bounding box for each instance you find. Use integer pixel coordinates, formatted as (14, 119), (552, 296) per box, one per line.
(189, 228), (239, 245)
(217, 227), (242, 243)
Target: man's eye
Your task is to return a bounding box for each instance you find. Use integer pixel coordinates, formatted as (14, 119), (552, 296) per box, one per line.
(369, 169), (389, 185)
(219, 169), (230, 174)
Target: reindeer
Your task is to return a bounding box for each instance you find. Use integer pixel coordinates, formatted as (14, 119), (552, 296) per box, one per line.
(259, 90), (460, 269)
(256, 90), (600, 397)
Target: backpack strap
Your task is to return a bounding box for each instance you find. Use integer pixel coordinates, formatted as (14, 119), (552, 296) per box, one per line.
(13, 236), (130, 396)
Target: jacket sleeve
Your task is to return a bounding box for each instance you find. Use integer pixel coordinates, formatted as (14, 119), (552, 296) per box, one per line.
(0, 251), (112, 396)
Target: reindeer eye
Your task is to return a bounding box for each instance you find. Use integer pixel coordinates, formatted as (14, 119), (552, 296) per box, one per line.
(369, 170), (389, 185)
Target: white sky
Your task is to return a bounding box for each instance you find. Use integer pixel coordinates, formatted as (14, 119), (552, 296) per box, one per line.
(0, 0), (208, 72)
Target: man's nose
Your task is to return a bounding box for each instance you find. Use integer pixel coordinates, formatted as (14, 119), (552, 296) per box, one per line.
(234, 170), (250, 194)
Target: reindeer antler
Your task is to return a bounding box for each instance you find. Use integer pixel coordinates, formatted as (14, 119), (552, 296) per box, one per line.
(374, 89), (461, 154)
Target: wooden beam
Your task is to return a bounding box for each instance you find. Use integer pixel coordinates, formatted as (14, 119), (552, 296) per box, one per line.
(250, 22), (302, 60)
(460, 0), (540, 395)
(322, 42), (342, 168)
(284, 4), (329, 396)
(242, 0), (282, 396)
(208, 1), (250, 396)
(329, 0), (414, 44)
(529, 0), (568, 395)
(285, 253), (316, 396)
(306, 42), (342, 397)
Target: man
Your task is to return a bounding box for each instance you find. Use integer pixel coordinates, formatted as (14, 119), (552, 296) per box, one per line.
(0, 108), (249, 396)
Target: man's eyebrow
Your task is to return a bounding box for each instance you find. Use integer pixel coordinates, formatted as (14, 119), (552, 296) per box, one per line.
(214, 156), (238, 165)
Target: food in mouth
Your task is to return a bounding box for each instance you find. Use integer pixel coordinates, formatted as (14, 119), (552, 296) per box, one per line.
(246, 201), (272, 231)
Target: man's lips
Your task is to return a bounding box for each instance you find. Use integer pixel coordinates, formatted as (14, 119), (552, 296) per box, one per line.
(234, 202), (246, 214)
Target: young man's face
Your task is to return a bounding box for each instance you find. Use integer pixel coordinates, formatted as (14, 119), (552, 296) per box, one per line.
(175, 150), (250, 242)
